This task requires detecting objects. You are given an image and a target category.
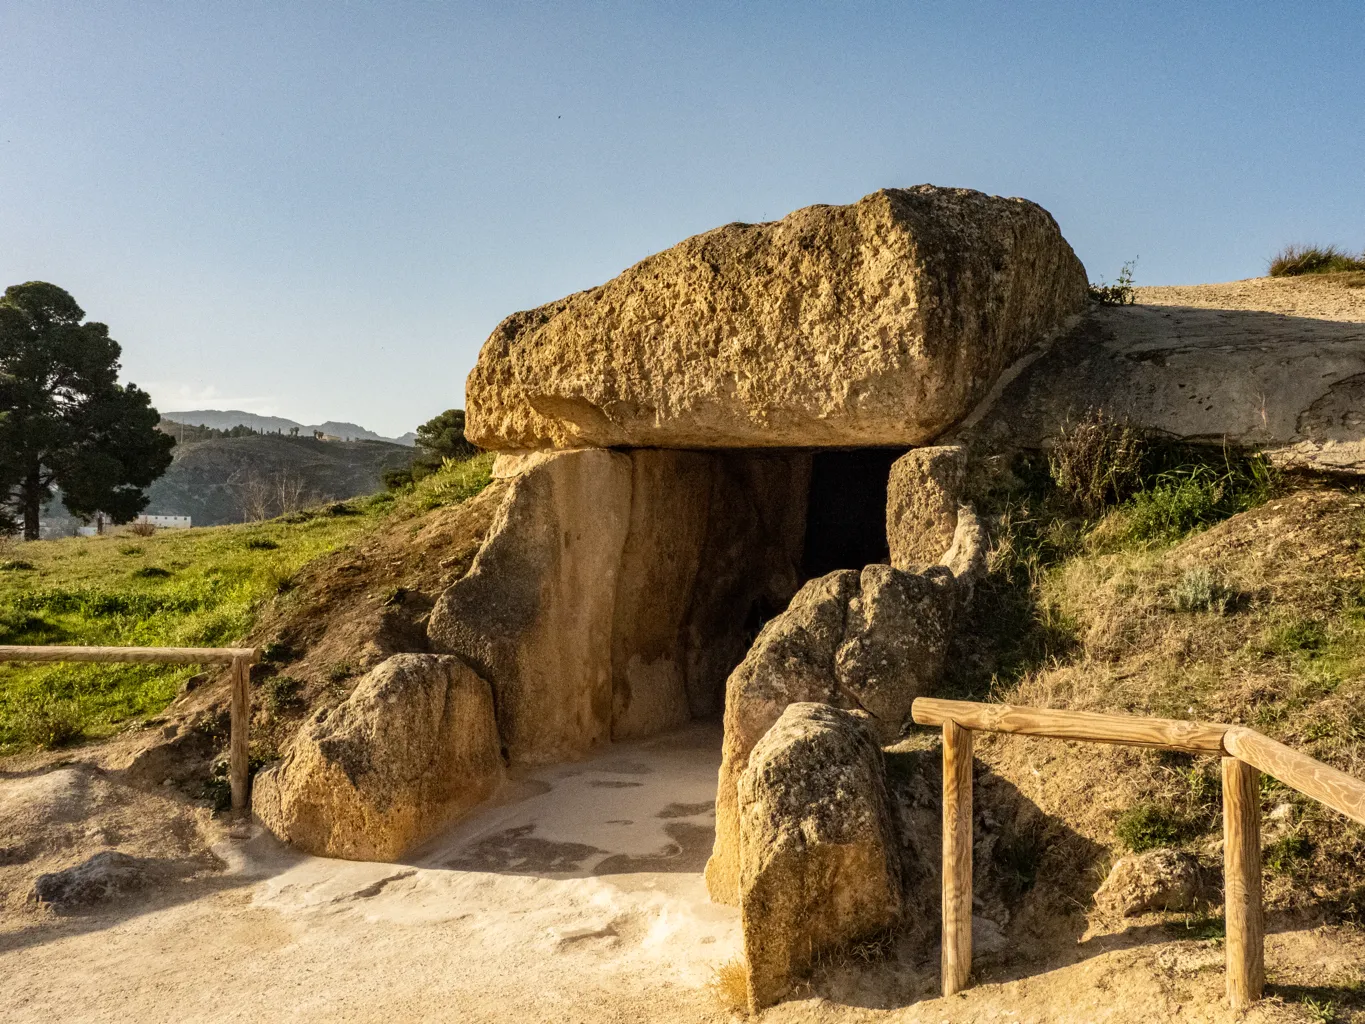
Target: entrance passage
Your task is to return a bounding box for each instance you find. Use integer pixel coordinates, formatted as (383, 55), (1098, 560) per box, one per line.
(802, 448), (905, 578)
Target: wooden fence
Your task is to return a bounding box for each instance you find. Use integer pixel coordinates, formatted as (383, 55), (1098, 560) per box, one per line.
(0, 645), (259, 813)
(911, 697), (1365, 1010)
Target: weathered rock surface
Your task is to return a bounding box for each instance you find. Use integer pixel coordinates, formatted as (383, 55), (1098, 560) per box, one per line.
(610, 449), (714, 740)
(738, 703), (902, 1011)
(252, 654), (504, 861)
(707, 548), (977, 903)
(428, 449), (632, 765)
(30, 851), (160, 909)
(968, 297), (1365, 475)
(466, 186), (1087, 450)
(1094, 848), (1202, 916)
(886, 445), (966, 571)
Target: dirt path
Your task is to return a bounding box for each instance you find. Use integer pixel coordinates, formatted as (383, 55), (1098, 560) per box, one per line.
(5, 720), (1359, 1022)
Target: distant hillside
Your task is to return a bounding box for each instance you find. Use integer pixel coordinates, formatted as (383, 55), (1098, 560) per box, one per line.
(163, 409), (417, 446)
(143, 434), (416, 526)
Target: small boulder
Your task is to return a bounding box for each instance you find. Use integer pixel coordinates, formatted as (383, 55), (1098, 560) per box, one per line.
(253, 654), (504, 861)
(1094, 848), (1202, 916)
(30, 851), (157, 909)
(886, 446), (967, 571)
(738, 703), (903, 1011)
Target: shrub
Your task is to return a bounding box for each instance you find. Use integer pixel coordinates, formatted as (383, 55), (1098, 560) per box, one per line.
(1048, 410), (1145, 516)
(1088, 259), (1138, 305)
(260, 675), (304, 713)
(0, 560), (35, 571)
(1265, 833), (1314, 875)
(1114, 802), (1197, 851)
(244, 537), (279, 550)
(127, 521), (157, 537)
(1171, 567), (1236, 613)
(1269, 244), (1365, 277)
(133, 566), (172, 579)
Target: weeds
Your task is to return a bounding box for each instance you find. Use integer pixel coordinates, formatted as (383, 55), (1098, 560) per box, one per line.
(260, 675), (304, 714)
(1049, 410), (1145, 517)
(1171, 567), (1236, 613)
(1088, 258), (1138, 305)
(710, 958), (749, 1013)
(1114, 802), (1198, 852)
(1265, 833), (1314, 876)
(1269, 244), (1365, 277)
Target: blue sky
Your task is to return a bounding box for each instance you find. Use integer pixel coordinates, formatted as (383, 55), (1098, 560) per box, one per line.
(2, 2), (1362, 436)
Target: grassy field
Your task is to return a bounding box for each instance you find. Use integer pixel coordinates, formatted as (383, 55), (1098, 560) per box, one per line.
(0, 454), (493, 754)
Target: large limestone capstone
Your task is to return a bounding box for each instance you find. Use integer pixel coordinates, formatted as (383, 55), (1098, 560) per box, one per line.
(252, 654), (503, 861)
(466, 185), (1088, 450)
(706, 519), (986, 904)
(738, 703), (903, 1011)
(427, 449), (632, 766)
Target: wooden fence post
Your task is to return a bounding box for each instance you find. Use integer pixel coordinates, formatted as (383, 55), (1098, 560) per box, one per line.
(230, 656), (251, 815)
(942, 719), (974, 996)
(1223, 756), (1264, 1009)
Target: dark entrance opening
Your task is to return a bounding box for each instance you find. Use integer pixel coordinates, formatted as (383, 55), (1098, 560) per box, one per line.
(802, 448), (905, 578)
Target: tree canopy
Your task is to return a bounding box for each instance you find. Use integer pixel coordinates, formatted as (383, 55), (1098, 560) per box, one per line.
(0, 281), (175, 540)
(383, 408), (477, 489)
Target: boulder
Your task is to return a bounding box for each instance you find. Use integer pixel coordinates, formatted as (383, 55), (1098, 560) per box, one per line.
(707, 558), (967, 903)
(466, 186), (1088, 451)
(252, 654), (504, 861)
(1094, 848), (1202, 916)
(738, 703), (902, 1011)
(427, 449), (632, 765)
(886, 445), (967, 571)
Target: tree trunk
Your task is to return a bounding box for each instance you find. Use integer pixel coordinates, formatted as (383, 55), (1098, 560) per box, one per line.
(22, 467), (41, 541)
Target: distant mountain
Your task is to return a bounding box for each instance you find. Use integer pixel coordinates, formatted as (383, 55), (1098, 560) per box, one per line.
(142, 434), (415, 526)
(163, 409), (417, 446)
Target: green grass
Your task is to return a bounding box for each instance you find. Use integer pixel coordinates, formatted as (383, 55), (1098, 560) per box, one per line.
(0, 453), (494, 754)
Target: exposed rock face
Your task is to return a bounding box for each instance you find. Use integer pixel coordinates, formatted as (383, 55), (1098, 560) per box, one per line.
(428, 449), (632, 765)
(1094, 848), (1202, 916)
(738, 703), (902, 1011)
(886, 445), (966, 570)
(968, 299), (1365, 475)
(252, 654), (503, 861)
(466, 186), (1087, 451)
(707, 536), (984, 903)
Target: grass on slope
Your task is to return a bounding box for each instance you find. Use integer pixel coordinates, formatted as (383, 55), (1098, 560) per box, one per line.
(0, 453), (493, 755)
(1270, 244), (1365, 277)
(948, 425), (1365, 925)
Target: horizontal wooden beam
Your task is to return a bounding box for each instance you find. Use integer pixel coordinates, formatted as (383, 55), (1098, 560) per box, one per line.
(0, 645), (257, 665)
(1224, 726), (1365, 826)
(911, 697), (1228, 754)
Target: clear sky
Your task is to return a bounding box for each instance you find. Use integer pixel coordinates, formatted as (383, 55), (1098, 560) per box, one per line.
(2, 2), (1362, 436)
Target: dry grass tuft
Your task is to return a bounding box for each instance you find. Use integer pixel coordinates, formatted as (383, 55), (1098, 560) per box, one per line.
(710, 958), (750, 1015)
(1270, 244), (1365, 277)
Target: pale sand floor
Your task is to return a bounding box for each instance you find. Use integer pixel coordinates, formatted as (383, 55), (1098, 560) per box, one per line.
(4, 720), (1361, 1022)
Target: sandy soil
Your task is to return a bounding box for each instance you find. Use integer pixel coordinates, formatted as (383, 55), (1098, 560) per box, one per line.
(1136, 275), (1365, 322)
(4, 721), (1360, 1023)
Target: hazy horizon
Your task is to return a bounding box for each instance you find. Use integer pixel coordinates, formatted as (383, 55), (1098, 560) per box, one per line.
(3, 2), (1362, 435)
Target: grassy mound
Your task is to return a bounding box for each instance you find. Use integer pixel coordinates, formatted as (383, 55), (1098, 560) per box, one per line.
(0, 454), (493, 755)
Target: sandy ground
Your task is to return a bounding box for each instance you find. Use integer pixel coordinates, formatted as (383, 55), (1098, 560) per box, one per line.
(1135, 275), (1365, 323)
(5, 721), (1361, 1023)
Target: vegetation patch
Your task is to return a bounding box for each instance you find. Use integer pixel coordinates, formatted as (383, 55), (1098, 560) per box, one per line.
(0, 454), (493, 754)
(1270, 244), (1365, 277)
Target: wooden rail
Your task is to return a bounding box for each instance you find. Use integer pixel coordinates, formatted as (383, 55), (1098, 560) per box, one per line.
(910, 697), (1365, 1011)
(0, 645), (259, 814)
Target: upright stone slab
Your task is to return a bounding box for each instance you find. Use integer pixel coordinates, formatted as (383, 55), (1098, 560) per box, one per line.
(610, 449), (713, 741)
(466, 185), (1087, 451)
(739, 703), (903, 1011)
(886, 445), (967, 571)
(427, 449), (632, 766)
